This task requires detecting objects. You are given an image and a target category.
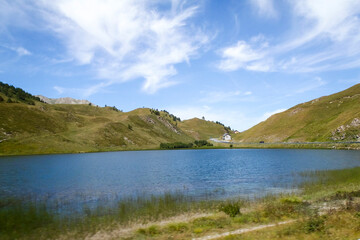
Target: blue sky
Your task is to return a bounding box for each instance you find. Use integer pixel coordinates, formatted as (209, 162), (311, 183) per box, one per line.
(1, 0), (360, 131)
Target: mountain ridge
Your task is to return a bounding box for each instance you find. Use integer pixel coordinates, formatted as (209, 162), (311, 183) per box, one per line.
(0, 81), (229, 155)
(36, 95), (93, 105)
(233, 83), (360, 143)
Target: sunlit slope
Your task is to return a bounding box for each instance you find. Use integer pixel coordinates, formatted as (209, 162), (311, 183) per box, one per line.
(178, 118), (227, 140)
(0, 103), (197, 155)
(234, 84), (360, 143)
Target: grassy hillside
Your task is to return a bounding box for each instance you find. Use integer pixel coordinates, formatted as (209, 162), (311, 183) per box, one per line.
(234, 83), (360, 143)
(178, 118), (228, 140)
(0, 82), (228, 155)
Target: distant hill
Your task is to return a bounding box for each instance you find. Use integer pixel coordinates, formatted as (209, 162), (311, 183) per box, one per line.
(0, 82), (228, 155)
(233, 84), (360, 143)
(36, 95), (93, 105)
(178, 118), (228, 140)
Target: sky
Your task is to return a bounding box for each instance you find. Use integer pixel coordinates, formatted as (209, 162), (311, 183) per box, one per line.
(1, 0), (360, 131)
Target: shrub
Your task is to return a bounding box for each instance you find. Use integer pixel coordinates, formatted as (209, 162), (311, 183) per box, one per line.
(0, 96), (3, 102)
(166, 222), (188, 232)
(303, 215), (325, 233)
(280, 196), (303, 205)
(219, 202), (241, 217)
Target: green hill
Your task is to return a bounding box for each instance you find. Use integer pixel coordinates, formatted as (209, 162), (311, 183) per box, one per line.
(0, 82), (227, 155)
(234, 83), (360, 143)
(178, 118), (228, 140)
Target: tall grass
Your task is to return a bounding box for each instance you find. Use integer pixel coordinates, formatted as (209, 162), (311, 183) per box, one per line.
(0, 192), (219, 239)
(300, 166), (360, 200)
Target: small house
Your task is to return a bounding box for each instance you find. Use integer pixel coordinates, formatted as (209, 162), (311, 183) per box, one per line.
(222, 133), (231, 141)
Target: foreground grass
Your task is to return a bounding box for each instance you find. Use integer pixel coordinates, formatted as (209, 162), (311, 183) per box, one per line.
(1, 167), (360, 239)
(0, 193), (219, 240)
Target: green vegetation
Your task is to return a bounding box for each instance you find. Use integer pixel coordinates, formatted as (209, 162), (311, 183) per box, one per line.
(0, 82), (41, 105)
(0, 81), (230, 156)
(234, 83), (360, 143)
(178, 118), (229, 140)
(160, 142), (194, 149)
(219, 201), (242, 217)
(159, 140), (213, 149)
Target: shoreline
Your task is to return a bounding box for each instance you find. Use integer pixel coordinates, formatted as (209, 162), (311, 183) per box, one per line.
(1, 141), (360, 157)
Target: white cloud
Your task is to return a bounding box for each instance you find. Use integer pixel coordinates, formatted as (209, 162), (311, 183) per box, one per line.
(218, 40), (269, 72)
(0, 45), (31, 56)
(219, 0), (360, 73)
(48, 0), (207, 94)
(14, 47), (31, 56)
(4, 0), (207, 94)
(250, 0), (277, 18)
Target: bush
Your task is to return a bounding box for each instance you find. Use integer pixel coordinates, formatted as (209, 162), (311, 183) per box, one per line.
(194, 140), (213, 147)
(160, 142), (193, 149)
(0, 96), (3, 102)
(303, 215), (325, 233)
(219, 202), (242, 217)
(280, 196), (303, 205)
(166, 222), (188, 232)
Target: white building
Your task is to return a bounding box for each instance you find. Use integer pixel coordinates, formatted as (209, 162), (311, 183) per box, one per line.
(222, 133), (231, 141)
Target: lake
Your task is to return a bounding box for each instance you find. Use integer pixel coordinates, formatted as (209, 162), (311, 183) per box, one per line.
(1, 149), (360, 209)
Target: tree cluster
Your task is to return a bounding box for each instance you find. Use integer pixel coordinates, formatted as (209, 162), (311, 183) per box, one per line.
(194, 140), (213, 147)
(160, 142), (193, 149)
(160, 140), (213, 149)
(0, 81), (40, 105)
(150, 108), (160, 116)
(215, 121), (231, 132)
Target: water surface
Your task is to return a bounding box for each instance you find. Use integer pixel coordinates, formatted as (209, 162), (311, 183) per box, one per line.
(1, 149), (359, 207)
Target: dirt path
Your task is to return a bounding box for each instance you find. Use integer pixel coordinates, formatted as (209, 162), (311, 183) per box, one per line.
(191, 220), (295, 240)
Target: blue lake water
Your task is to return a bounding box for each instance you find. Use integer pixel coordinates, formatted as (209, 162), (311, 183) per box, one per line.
(1, 149), (360, 207)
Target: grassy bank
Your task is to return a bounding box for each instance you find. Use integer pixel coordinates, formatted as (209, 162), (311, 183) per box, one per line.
(1, 167), (360, 239)
(212, 141), (360, 150)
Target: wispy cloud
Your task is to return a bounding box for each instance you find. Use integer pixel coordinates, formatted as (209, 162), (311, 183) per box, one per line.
(13, 47), (31, 56)
(0, 45), (31, 56)
(3, 0), (207, 95)
(44, 0), (208, 94)
(218, 0), (360, 73)
(250, 0), (277, 18)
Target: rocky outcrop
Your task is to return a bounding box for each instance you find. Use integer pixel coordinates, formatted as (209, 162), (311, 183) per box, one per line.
(36, 95), (92, 105)
(331, 118), (360, 141)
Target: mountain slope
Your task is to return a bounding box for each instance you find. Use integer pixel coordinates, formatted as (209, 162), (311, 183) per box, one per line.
(234, 84), (360, 143)
(0, 82), (227, 155)
(178, 118), (228, 140)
